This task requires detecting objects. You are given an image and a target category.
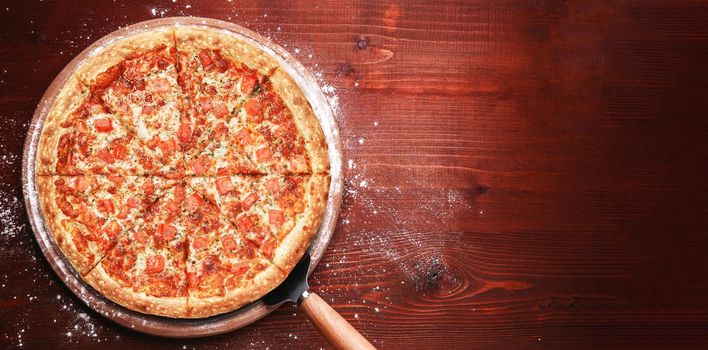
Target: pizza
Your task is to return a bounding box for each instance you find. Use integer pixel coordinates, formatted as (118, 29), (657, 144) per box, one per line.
(35, 25), (330, 318)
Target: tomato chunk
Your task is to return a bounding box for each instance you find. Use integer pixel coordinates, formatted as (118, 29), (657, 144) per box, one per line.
(126, 197), (140, 208)
(237, 129), (252, 146)
(244, 99), (260, 116)
(229, 263), (249, 275)
(177, 123), (192, 144)
(237, 215), (254, 232)
(74, 177), (90, 192)
(102, 220), (121, 239)
(216, 177), (234, 195)
(191, 155), (213, 175)
(242, 193), (259, 210)
(186, 193), (203, 212)
(264, 178), (280, 193)
(198, 49), (214, 67)
(145, 255), (165, 274)
(96, 148), (114, 164)
(111, 144), (127, 160)
(160, 224), (177, 241)
(142, 179), (155, 194)
(98, 199), (115, 214)
(240, 75), (257, 94)
(221, 235), (237, 250)
(212, 101), (229, 118)
(193, 236), (208, 250)
(147, 78), (171, 94)
(255, 147), (272, 162)
(134, 231), (148, 244)
(262, 238), (276, 258)
(158, 138), (177, 156)
(269, 210), (285, 226)
(95, 118), (113, 132)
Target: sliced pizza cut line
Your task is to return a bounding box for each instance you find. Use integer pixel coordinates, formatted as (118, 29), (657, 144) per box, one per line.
(36, 175), (176, 276)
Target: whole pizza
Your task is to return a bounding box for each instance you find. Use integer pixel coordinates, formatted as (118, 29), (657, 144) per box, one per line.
(34, 26), (330, 318)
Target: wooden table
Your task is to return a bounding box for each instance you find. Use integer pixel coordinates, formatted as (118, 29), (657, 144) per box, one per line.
(2, 1), (708, 349)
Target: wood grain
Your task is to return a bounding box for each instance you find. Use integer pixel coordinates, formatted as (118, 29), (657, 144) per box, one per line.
(2, 0), (708, 349)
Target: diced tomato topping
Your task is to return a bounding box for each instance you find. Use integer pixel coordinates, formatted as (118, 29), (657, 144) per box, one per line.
(116, 205), (129, 219)
(145, 255), (165, 274)
(212, 101), (229, 118)
(74, 177), (90, 192)
(102, 220), (121, 239)
(216, 177), (234, 195)
(96, 148), (114, 164)
(98, 199), (115, 214)
(193, 236), (208, 249)
(111, 143), (127, 160)
(242, 193), (259, 210)
(186, 193), (203, 212)
(237, 129), (252, 146)
(199, 97), (213, 112)
(240, 75), (257, 94)
(142, 179), (155, 194)
(237, 215), (254, 232)
(268, 210), (285, 226)
(174, 185), (186, 202)
(229, 263), (249, 275)
(77, 121), (89, 133)
(262, 238), (276, 258)
(134, 231), (148, 244)
(147, 78), (171, 94)
(160, 224), (177, 241)
(167, 200), (180, 214)
(177, 123), (192, 144)
(255, 147), (272, 162)
(107, 175), (124, 186)
(198, 49), (214, 67)
(95, 118), (113, 132)
(158, 138), (177, 156)
(147, 135), (161, 149)
(264, 178), (280, 193)
(244, 99), (260, 116)
(221, 235), (237, 250)
(191, 155), (213, 175)
(126, 197), (140, 208)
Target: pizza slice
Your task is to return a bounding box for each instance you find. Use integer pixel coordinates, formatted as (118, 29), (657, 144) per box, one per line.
(82, 30), (184, 176)
(36, 78), (174, 176)
(234, 69), (329, 174)
(84, 183), (189, 318)
(175, 29), (278, 176)
(187, 174), (329, 272)
(36, 175), (174, 275)
(181, 188), (284, 317)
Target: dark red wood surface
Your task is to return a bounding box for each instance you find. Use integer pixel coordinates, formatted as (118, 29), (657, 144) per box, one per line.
(2, 1), (708, 349)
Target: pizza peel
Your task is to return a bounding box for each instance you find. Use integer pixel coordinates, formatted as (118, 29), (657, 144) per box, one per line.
(22, 17), (348, 338)
(263, 252), (376, 350)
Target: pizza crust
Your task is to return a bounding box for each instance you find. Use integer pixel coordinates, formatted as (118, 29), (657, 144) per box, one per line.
(84, 263), (188, 318)
(76, 27), (175, 86)
(174, 26), (279, 76)
(268, 68), (330, 174)
(187, 262), (285, 318)
(36, 77), (88, 175)
(271, 175), (330, 273)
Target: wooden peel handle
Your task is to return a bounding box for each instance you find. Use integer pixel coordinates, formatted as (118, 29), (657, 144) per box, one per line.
(300, 291), (376, 350)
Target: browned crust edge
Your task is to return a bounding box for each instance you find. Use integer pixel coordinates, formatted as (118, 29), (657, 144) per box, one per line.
(272, 174), (330, 273)
(84, 263), (188, 318)
(268, 68), (330, 174)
